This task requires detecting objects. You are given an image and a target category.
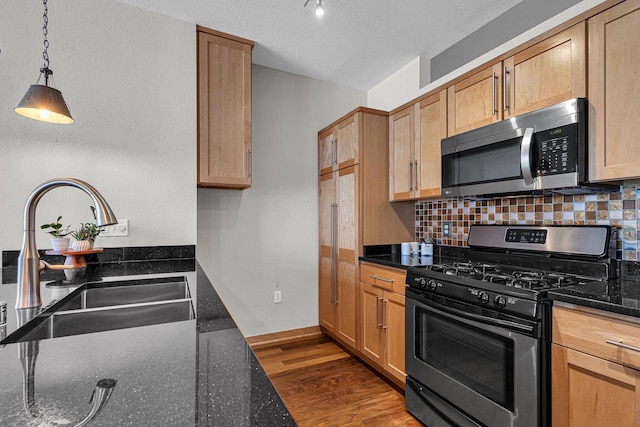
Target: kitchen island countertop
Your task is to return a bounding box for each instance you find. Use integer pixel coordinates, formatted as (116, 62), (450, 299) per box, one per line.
(0, 257), (296, 426)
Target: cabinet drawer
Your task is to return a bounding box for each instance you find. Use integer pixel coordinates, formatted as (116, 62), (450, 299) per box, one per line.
(553, 305), (640, 370)
(360, 263), (406, 294)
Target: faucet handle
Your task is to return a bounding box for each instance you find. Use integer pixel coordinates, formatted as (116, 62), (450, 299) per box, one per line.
(39, 260), (75, 271)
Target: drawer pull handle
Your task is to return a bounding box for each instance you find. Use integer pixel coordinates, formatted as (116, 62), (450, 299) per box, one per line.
(606, 340), (640, 353)
(370, 275), (393, 283)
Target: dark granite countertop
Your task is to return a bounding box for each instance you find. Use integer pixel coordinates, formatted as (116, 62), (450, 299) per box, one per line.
(0, 254), (295, 426)
(359, 244), (467, 270)
(548, 278), (640, 318)
(361, 244), (640, 320)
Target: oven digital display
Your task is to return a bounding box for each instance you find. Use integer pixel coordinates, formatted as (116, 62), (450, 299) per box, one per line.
(505, 229), (547, 244)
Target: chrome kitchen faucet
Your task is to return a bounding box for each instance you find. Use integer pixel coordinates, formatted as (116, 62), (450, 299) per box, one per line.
(16, 178), (117, 309)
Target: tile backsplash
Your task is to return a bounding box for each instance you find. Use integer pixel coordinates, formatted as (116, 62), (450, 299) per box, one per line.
(415, 185), (640, 261)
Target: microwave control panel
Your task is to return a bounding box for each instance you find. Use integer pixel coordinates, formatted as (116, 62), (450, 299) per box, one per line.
(535, 124), (578, 176)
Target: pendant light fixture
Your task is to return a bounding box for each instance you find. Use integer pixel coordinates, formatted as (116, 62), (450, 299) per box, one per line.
(304, 0), (325, 17)
(15, 0), (74, 124)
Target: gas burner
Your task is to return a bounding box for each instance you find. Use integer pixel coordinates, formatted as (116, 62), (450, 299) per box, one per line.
(542, 273), (578, 287)
(510, 276), (552, 290)
(484, 273), (511, 284)
(425, 264), (448, 273)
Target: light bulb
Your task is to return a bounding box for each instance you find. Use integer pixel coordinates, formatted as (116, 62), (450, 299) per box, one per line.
(315, 1), (325, 16)
(38, 109), (51, 119)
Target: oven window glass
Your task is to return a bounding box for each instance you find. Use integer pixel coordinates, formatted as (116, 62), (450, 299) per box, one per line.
(442, 137), (522, 188)
(415, 308), (515, 410)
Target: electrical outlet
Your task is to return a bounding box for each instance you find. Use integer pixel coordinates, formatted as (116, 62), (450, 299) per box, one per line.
(443, 221), (451, 237)
(274, 290), (282, 304)
(102, 219), (129, 237)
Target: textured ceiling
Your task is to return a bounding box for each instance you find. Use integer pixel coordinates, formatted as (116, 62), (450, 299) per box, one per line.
(114, 0), (522, 91)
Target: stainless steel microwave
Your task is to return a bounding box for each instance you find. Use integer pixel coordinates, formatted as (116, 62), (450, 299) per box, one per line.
(441, 98), (611, 197)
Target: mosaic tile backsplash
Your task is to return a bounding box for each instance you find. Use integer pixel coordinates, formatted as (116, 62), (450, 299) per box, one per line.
(415, 185), (640, 261)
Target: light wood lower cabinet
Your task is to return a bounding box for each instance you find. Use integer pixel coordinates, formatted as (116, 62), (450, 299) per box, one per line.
(552, 304), (640, 426)
(319, 166), (358, 350)
(359, 263), (407, 387)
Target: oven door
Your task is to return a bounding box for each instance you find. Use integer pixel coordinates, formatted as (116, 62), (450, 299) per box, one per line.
(405, 291), (541, 427)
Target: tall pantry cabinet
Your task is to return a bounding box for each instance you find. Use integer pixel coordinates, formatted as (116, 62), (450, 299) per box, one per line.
(318, 108), (413, 351)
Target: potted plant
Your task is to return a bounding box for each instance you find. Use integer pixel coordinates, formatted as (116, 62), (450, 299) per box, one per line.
(70, 222), (104, 251)
(41, 216), (71, 251)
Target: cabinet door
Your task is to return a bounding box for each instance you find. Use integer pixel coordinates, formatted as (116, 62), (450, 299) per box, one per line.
(588, 0), (640, 181)
(197, 31), (252, 188)
(504, 22), (586, 119)
(361, 283), (384, 364)
(319, 172), (336, 331)
(417, 90), (447, 199)
(389, 105), (416, 201)
(336, 165), (359, 350)
(383, 291), (406, 384)
(336, 114), (359, 170)
(318, 128), (335, 176)
(447, 63), (503, 136)
(552, 343), (640, 427)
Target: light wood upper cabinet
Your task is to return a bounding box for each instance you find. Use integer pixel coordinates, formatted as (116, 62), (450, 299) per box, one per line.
(390, 90), (446, 201)
(389, 106), (415, 201)
(588, 0), (640, 181)
(504, 22), (586, 119)
(447, 63), (503, 136)
(197, 28), (253, 189)
(552, 304), (640, 426)
(417, 90), (447, 198)
(318, 115), (359, 176)
(447, 22), (585, 136)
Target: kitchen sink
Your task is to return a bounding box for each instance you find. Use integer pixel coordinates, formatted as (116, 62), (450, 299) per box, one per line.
(56, 278), (190, 310)
(2, 276), (195, 344)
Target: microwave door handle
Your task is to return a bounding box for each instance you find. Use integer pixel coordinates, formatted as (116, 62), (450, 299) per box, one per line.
(520, 127), (535, 186)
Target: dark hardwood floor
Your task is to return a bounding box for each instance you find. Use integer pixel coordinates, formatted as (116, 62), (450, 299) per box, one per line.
(253, 336), (423, 427)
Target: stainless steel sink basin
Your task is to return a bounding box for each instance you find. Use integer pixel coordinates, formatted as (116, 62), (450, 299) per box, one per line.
(57, 278), (190, 311)
(2, 276), (195, 344)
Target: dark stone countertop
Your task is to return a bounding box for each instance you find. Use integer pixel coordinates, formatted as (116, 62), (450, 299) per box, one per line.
(0, 258), (296, 426)
(548, 278), (640, 318)
(361, 244), (640, 320)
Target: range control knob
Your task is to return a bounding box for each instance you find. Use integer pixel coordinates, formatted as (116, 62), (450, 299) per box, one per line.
(418, 278), (427, 289)
(428, 280), (438, 291)
(477, 291), (490, 304)
(494, 295), (507, 308)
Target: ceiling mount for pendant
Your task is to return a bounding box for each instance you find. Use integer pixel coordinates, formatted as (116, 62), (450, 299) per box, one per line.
(304, 0), (325, 17)
(15, 0), (74, 124)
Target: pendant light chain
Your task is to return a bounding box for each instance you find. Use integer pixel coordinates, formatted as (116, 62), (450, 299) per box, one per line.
(41, 0), (52, 84)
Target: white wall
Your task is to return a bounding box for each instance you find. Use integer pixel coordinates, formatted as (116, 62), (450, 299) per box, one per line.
(197, 65), (365, 337)
(0, 0), (196, 252)
(367, 0), (607, 111)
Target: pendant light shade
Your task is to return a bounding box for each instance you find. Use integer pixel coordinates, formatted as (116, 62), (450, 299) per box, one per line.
(15, 0), (74, 125)
(15, 83), (74, 124)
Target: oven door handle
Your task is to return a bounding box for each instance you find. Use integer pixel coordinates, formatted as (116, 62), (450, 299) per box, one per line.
(416, 295), (536, 335)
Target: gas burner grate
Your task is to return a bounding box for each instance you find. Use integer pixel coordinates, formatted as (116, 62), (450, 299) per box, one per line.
(419, 261), (585, 291)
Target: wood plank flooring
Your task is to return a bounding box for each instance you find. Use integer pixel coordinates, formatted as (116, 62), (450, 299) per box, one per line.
(253, 336), (423, 427)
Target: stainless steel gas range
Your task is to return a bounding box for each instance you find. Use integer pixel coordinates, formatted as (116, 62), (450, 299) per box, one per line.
(404, 224), (616, 427)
